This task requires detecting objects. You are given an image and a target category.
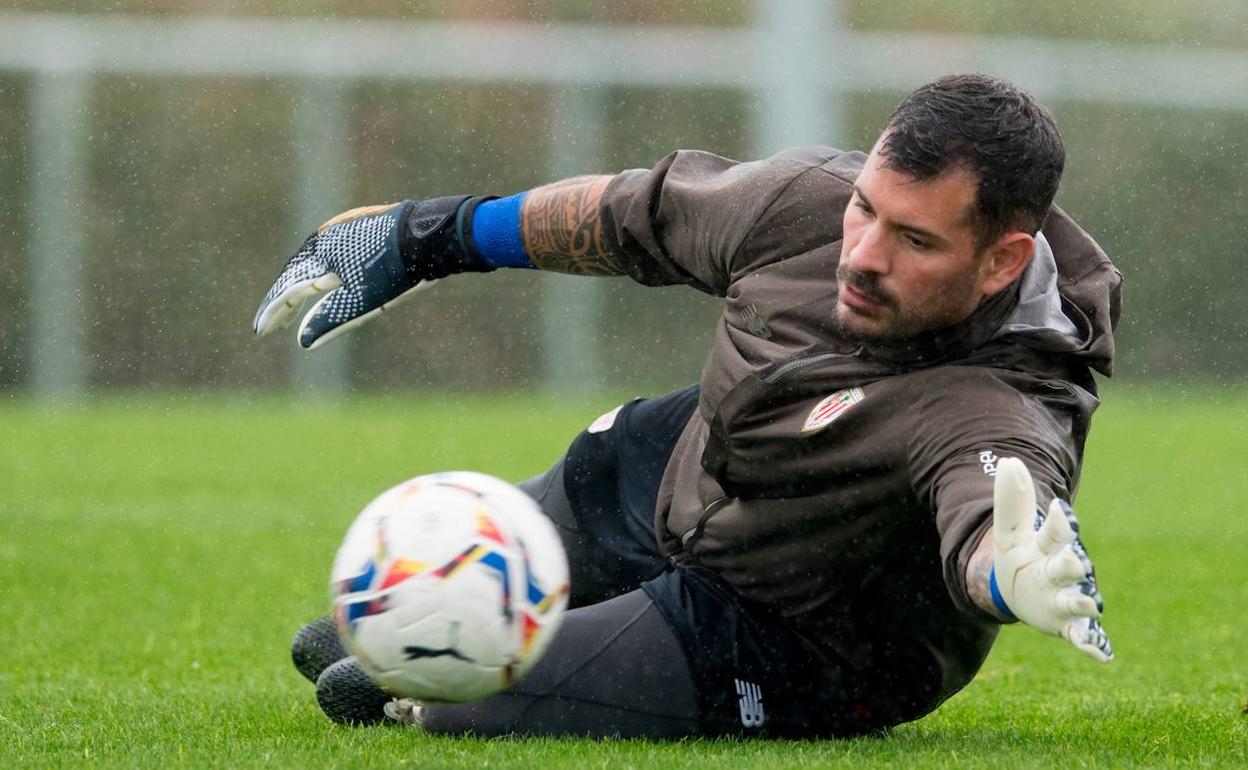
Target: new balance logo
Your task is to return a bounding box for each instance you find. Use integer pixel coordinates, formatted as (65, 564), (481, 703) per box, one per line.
(734, 678), (765, 728)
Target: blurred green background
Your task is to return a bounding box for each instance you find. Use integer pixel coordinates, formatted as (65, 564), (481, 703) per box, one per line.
(1, 0), (1245, 395)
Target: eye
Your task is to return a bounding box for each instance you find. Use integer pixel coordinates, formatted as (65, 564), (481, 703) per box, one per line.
(903, 233), (931, 250)
(853, 198), (875, 218)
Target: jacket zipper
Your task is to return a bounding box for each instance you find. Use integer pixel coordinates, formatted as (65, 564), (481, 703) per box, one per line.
(680, 348), (861, 554)
(679, 496), (732, 551)
(760, 347), (862, 383)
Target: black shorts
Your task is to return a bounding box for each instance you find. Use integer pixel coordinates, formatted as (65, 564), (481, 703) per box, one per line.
(518, 386), (889, 738)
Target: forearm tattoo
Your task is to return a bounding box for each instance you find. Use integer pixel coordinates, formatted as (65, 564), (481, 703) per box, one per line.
(521, 176), (626, 276)
(966, 529), (1014, 623)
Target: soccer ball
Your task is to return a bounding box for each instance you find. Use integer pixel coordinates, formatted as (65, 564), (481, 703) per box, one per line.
(329, 471), (570, 702)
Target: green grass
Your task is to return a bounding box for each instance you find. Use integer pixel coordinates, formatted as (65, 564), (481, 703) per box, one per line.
(1, 386), (1245, 768)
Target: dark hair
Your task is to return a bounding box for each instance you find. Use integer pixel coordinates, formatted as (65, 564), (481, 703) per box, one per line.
(880, 74), (1065, 252)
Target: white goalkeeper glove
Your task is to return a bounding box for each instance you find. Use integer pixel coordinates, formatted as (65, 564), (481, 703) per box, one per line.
(990, 457), (1114, 663)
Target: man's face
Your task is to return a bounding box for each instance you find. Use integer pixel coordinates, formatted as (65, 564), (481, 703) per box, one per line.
(836, 144), (994, 341)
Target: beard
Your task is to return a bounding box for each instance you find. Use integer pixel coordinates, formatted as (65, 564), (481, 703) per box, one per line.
(833, 264), (982, 343)
(833, 265), (904, 342)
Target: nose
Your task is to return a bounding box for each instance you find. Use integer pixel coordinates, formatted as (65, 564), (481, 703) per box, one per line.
(845, 222), (890, 276)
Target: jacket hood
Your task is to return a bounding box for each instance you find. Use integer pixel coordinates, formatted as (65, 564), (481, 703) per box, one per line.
(1004, 207), (1123, 377)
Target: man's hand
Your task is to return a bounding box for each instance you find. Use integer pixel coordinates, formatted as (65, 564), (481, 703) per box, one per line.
(990, 457), (1114, 662)
(253, 196), (490, 350)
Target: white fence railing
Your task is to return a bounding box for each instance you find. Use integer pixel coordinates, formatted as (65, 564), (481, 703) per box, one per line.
(2, 5), (1242, 395)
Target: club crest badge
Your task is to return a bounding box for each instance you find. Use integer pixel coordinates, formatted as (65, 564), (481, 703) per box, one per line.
(801, 387), (865, 433)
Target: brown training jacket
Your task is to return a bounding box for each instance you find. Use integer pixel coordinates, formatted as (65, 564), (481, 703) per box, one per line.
(598, 147), (1123, 723)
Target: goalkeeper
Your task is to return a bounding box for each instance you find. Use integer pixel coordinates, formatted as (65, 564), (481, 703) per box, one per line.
(257, 74), (1119, 738)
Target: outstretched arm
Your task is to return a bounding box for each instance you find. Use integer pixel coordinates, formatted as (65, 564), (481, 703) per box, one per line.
(964, 458), (1114, 662)
(253, 175), (630, 349)
(519, 176), (627, 276)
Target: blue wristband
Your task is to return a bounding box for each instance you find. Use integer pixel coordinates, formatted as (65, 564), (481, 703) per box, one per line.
(469, 192), (533, 269)
(988, 565), (1017, 621)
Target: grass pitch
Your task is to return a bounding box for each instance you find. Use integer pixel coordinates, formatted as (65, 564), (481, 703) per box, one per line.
(1, 386), (1245, 768)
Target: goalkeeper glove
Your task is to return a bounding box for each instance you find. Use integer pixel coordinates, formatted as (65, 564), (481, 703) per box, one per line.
(253, 196), (494, 349)
(990, 457), (1114, 663)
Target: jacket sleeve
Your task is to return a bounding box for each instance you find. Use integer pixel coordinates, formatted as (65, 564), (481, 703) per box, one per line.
(906, 369), (1080, 620)
(598, 147), (844, 296)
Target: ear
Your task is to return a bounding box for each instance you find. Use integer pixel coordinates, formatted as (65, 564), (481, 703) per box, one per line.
(979, 231), (1034, 297)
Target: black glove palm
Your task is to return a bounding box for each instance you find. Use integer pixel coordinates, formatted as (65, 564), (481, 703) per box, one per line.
(253, 196), (491, 349)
